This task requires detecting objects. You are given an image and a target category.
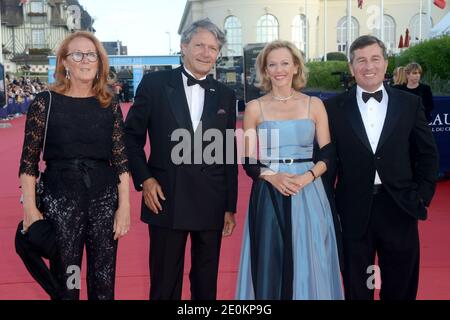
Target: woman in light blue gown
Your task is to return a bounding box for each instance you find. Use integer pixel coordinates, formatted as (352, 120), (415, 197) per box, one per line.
(237, 40), (344, 300)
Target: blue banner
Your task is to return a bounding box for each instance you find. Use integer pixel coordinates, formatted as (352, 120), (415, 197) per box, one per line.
(430, 96), (450, 174)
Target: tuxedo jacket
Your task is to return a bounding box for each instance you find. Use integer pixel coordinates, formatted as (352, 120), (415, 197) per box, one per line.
(324, 85), (439, 239)
(124, 67), (238, 231)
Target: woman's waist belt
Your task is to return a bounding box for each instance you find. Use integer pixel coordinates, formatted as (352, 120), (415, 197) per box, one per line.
(46, 159), (110, 188)
(262, 158), (313, 165)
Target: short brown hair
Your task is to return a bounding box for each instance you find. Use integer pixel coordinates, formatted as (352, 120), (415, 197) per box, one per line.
(51, 31), (113, 107)
(405, 62), (422, 75)
(256, 40), (308, 92)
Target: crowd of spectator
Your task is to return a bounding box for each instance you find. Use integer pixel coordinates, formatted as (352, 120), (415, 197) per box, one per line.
(0, 76), (48, 121)
(112, 80), (131, 103)
(1, 76), (133, 121)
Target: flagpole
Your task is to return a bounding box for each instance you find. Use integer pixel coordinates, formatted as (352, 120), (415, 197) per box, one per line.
(324, 0), (328, 61)
(380, 0), (384, 42)
(427, 0), (432, 39)
(347, 0), (351, 59)
(304, 0), (308, 61)
(419, 0), (423, 41)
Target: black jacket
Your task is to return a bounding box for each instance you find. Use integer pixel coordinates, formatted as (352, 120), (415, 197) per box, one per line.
(324, 85), (439, 239)
(124, 67), (238, 230)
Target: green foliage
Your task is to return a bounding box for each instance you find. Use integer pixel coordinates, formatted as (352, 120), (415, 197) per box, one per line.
(295, 36), (450, 94)
(422, 71), (450, 96)
(387, 55), (397, 75)
(306, 61), (350, 91)
(396, 36), (450, 80)
(326, 52), (348, 61)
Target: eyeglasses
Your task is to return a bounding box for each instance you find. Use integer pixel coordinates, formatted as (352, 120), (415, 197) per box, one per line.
(66, 51), (98, 62)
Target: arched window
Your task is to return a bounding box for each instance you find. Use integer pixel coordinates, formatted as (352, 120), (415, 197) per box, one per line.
(373, 15), (396, 53)
(224, 16), (242, 56)
(292, 14), (307, 54)
(409, 13), (433, 45)
(257, 14), (279, 43)
(336, 16), (359, 53)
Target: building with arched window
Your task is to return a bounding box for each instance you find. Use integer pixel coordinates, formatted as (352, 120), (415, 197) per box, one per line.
(256, 14), (279, 43)
(336, 16), (359, 53)
(292, 14), (307, 55)
(178, 0), (449, 60)
(410, 13), (434, 45)
(373, 15), (396, 53)
(224, 15), (242, 56)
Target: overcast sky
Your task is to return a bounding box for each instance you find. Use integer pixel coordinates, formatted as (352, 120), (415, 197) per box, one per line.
(78, 0), (187, 55)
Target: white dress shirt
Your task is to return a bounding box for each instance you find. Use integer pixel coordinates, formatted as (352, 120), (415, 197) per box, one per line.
(182, 67), (205, 132)
(356, 84), (388, 185)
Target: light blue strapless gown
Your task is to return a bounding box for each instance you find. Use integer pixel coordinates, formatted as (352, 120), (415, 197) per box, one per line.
(236, 119), (344, 300)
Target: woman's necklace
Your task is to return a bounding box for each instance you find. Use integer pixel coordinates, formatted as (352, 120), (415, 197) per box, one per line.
(271, 89), (294, 103)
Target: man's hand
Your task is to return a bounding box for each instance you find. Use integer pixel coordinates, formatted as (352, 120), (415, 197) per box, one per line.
(222, 212), (236, 237)
(142, 178), (166, 214)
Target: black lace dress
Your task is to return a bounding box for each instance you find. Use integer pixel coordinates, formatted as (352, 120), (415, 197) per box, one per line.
(19, 91), (129, 300)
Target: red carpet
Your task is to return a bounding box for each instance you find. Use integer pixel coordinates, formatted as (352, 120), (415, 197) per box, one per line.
(0, 103), (449, 300)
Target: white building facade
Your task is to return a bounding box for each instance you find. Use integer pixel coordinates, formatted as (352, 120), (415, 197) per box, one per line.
(178, 0), (450, 60)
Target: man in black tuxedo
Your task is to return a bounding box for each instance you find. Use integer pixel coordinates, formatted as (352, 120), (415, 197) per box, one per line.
(324, 35), (439, 300)
(124, 19), (238, 300)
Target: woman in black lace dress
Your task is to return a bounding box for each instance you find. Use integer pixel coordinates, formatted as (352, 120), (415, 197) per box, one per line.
(19, 31), (130, 300)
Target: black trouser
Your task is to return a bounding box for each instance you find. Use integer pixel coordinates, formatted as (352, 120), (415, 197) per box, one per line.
(148, 225), (223, 300)
(342, 189), (420, 300)
(42, 176), (118, 300)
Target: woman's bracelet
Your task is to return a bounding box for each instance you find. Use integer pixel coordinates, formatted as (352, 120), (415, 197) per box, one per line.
(308, 169), (317, 181)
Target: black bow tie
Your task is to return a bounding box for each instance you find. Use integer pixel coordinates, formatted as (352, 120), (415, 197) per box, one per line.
(182, 68), (211, 90)
(362, 90), (383, 103)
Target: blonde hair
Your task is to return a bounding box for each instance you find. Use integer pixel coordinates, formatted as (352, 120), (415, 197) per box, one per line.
(393, 66), (407, 85)
(256, 40), (308, 92)
(51, 31), (113, 107)
(405, 62), (423, 75)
